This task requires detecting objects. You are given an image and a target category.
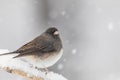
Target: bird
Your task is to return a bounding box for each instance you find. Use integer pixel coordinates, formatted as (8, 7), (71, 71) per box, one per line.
(0, 27), (63, 69)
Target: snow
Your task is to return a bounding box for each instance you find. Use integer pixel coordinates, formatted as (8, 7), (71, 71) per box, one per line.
(44, 72), (66, 80)
(108, 22), (114, 31)
(0, 49), (67, 80)
(72, 49), (77, 55)
(61, 11), (66, 16)
(57, 63), (64, 70)
(0, 49), (9, 53)
(63, 59), (67, 62)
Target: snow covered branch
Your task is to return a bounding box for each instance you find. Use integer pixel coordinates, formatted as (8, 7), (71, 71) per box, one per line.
(0, 49), (67, 80)
(3, 67), (44, 80)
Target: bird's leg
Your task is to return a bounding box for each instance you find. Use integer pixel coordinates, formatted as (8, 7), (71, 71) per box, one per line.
(35, 67), (48, 75)
(35, 66), (42, 71)
(44, 67), (49, 75)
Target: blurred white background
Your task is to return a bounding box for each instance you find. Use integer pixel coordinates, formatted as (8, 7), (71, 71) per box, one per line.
(0, 0), (120, 80)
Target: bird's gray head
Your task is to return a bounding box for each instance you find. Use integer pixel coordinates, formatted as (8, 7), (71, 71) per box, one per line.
(45, 27), (59, 37)
(45, 27), (62, 51)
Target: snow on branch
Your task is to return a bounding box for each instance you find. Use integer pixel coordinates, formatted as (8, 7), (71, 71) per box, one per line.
(0, 49), (67, 80)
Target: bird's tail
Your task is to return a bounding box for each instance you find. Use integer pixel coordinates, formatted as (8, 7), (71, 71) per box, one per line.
(0, 52), (17, 56)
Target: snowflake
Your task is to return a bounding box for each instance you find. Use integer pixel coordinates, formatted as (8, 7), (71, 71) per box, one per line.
(108, 22), (114, 31)
(72, 49), (77, 55)
(57, 63), (64, 70)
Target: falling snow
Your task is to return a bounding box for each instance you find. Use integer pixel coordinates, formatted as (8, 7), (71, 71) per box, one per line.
(61, 11), (66, 16)
(63, 59), (67, 62)
(72, 49), (77, 55)
(108, 22), (114, 31)
(57, 63), (64, 70)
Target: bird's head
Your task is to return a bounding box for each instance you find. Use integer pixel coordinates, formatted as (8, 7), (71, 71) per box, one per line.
(45, 27), (59, 37)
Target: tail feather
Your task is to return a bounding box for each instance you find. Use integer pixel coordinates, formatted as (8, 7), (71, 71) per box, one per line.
(0, 52), (17, 56)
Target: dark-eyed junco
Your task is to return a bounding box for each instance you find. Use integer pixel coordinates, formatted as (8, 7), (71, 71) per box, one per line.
(0, 27), (63, 68)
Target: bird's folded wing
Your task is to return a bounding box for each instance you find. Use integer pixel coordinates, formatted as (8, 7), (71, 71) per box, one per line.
(13, 42), (54, 58)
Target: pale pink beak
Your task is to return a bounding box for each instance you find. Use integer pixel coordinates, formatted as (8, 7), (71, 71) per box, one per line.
(54, 31), (59, 35)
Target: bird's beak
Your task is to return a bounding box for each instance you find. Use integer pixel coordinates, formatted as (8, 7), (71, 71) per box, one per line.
(54, 31), (59, 35)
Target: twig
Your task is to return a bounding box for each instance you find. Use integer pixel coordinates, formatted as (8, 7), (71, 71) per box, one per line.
(2, 67), (43, 80)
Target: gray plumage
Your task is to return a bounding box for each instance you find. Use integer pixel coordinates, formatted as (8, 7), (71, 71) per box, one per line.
(0, 27), (62, 59)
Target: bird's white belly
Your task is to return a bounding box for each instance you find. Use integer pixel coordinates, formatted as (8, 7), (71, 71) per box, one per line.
(22, 49), (63, 68)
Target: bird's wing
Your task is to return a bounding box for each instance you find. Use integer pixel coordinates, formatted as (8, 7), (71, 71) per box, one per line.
(13, 36), (54, 58)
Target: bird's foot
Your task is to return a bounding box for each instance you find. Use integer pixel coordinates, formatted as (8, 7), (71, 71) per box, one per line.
(35, 67), (42, 71)
(35, 67), (49, 75)
(44, 67), (49, 75)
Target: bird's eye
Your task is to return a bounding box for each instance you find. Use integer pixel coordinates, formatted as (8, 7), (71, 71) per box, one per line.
(53, 31), (59, 35)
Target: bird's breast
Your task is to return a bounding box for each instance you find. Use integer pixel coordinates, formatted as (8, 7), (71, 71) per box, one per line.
(21, 49), (63, 68)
